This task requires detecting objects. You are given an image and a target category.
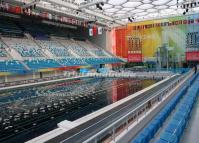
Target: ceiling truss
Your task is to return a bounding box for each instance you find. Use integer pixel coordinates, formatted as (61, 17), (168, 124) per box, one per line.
(7, 0), (199, 28)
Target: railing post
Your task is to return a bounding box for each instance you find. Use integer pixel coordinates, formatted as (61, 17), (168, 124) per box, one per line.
(94, 138), (97, 143)
(126, 119), (129, 131)
(112, 127), (115, 141)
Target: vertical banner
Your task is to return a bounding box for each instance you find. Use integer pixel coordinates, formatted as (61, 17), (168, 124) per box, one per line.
(98, 27), (102, 35)
(93, 26), (97, 36)
(128, 53), (143, 62)
(15, 6), (21, 14)
(186, 52), (199, 61)
(115, 13), (199, 64)
(89, 28), (93, 36)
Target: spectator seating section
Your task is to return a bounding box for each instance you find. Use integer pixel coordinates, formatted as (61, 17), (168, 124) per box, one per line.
(131, 73), (199, 143)
(0, 60), (25, 72)
(156, 74), (199, 143)
(2, 38), (44, 57)
(0, 42), (7, 57)
(24, 59), (61, 70)
(0, 18), (122, 72)
(84, 58), (122, 64)
(36, 40), (72, 57)
(0, 49), (7, 57)
(77, 41), (108, 57)
(60, 40), (91, 57)
(58, 58), (122, 66)
(58, 58), (87, 66)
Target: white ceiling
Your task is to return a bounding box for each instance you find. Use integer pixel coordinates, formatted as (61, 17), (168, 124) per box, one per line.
(10, 0), (199, 27)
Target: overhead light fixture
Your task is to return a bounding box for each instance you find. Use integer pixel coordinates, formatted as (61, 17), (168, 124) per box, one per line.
(96, 3), (103, 10)
(128, 17), (133, 22)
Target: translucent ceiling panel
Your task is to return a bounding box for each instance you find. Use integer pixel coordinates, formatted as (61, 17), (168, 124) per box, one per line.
(122, 2), (142, 8)
(108, 0), (127, 5)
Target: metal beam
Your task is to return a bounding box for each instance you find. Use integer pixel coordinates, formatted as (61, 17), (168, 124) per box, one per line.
(79, 0), (104, 9)
(22, 0), (40, 9)
(43, 0), (124, 26)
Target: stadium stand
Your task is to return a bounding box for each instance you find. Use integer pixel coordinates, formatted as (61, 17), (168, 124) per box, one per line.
(0, 42), (7, 57)
(0, 60), (25, 72)
(24, 59), (61, 70)
(0, 17), (23, 36)
(155, 74), (199, 143)
(36, 40), (72, 57)
(0, 17), (122, 73)
(2, 37), (44, 57)
(131, 73), (199, 143)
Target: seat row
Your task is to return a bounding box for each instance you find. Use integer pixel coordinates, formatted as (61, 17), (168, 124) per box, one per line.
(131, 72), (199, 143)
(131, 76), (190, 143)
(0, 50), (7, 57)
(0, 60), (25, 73)
(156, 74), (199, 143)
(0, 57), (122, 72)
(24, 59), (61, 70)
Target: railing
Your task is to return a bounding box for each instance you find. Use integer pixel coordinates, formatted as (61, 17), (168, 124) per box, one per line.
(83, 72), (190, 143)
(86, 71), (173, 79)
(125, 67), (190, 74)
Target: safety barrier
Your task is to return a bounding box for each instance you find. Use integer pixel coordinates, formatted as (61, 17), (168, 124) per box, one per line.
(132, 75), (198, 143)
(82, 72), (191, 143)
(156, 73), (199, 143)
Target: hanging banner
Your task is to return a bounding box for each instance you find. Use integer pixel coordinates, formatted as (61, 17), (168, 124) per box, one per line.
(186, 52), (199, 61)
(93, 26), (97, 36)
(115, 13), (199, 65)
(128, 53), (142, 62)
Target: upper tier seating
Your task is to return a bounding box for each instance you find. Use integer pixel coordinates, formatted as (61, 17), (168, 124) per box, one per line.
(85, 57), (122, 64)
(2, 38), (44, 57)
(0, 42), (7, 57)
(0, 18), (123, 72)
(0, 49), (7, 57)
(60, 40), (91, 57)
(58, 57), (122, 66)
(77, 41), (107, 57)
(58, 58), (87, 66)
(0, 18), (23, 36)
(92, 49), (107, 57)
(0, 60), (25, 72)
(24, 59), (61, 70)
(36, 40), (72, 57)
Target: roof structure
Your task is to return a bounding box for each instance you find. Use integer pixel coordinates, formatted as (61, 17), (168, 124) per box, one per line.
(8, 0), (199, 27)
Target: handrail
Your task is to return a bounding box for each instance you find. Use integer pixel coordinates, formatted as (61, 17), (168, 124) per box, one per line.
(82, 71), (191, 143)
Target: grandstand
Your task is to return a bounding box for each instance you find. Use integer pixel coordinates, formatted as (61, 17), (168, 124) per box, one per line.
(0, 17), (122, 74)
(0, 1), (198, 143)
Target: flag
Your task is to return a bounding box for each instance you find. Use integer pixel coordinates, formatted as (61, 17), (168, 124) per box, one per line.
(89, 28), (93, 36)
(93, 26), (97, 36)
(98, 27), (102, 35)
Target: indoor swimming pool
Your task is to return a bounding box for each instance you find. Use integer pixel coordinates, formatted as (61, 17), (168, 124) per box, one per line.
(0, 77), (159, 143)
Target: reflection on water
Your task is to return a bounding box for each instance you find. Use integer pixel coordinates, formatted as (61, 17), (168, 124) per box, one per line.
(0, 78), (158, 143)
